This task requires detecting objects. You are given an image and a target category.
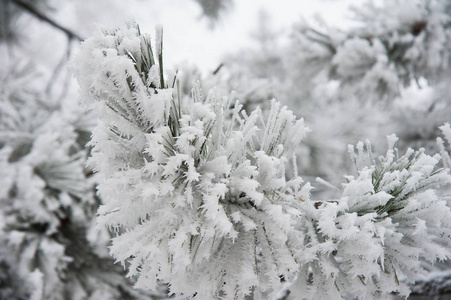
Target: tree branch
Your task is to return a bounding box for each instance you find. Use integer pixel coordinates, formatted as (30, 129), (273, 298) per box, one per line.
(8, 0), (83, 41)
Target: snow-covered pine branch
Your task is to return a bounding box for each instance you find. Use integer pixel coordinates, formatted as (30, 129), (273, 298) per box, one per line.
(76, 22), (309, 299)
(0, 62), (152, 300)
(299, 136), (451, 299)
(76, 23), (451, 299)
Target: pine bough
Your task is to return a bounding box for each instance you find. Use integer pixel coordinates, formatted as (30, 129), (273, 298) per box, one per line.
(76, 23), (451, 299)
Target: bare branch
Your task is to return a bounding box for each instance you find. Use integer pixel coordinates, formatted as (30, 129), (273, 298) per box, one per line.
(8, 0), (83, 41)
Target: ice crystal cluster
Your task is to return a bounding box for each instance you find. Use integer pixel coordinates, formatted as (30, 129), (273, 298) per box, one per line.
(76, 23), (451, 299)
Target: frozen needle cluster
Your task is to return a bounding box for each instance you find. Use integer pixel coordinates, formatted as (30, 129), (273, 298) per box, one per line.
(76, 23), (451, 299)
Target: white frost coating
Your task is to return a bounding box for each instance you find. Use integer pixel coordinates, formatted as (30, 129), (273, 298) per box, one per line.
(75, 23), (451, 300)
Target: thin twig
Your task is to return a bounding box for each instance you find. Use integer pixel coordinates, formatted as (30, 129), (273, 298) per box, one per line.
(212, 63), (224, 75)
(8, 0), (83, 41)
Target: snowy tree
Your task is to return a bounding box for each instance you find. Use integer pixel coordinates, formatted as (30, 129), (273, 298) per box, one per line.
(76, 22), (451, 299)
